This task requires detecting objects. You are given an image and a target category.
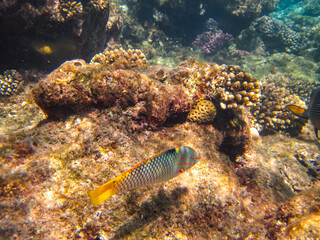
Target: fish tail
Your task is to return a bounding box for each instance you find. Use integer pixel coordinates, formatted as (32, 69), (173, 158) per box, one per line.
(88, 177), (119, 207)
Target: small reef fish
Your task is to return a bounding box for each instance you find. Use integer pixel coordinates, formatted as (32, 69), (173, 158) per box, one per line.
(88, 146), (201, 207)
(287, 86), (320, 139)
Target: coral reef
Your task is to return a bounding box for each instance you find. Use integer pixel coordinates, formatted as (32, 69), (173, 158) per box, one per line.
(2, 0), (320, 238)
(175, 60), (261, 110)
(33, 49), (261, 124)
(219, 0), (279, 18)
(192, 31), (234, 54)
(0, 70), (23, 96)
(254, 16), (306, 53)
(2, 81), (320, 238)
(301, 0), (320, 16)
(187, 100), (216, 123)
(260, 73), (318, 104)
(251, 81), (308, 136)
(2, 45), (320, 239)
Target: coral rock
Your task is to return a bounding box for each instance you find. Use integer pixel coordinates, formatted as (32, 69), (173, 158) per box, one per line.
(187, 100), (216, 123)
(33, 48), (192, 128)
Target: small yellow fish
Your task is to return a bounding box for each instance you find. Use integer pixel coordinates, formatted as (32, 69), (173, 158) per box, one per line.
(287, 86), (320, 139)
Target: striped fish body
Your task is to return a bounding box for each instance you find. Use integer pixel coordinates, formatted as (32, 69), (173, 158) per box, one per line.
(88, 146), (201, 206)
(309, 87), (320, 133)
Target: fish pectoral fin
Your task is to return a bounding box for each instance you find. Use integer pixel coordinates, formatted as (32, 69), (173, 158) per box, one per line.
(286, 105), (309, 119)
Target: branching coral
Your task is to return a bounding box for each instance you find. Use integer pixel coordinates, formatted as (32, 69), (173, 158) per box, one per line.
(260, 74), (318, 104)
(251, 81), (307, 136)
(50, 0), (84, 22)
(174, 60), (261, 110)
(192, 18), (233, 55)
(90, 0), (109, 10)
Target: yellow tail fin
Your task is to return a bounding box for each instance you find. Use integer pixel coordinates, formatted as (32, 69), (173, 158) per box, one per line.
(286, 105), (309, 119)
(88, 178), (119, 207)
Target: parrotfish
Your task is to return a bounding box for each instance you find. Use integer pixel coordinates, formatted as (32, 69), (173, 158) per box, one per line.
(287, 86), (320, 139)
(88, 146), (201, 207)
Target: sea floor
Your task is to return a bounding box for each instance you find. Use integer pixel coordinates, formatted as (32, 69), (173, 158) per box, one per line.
(1, 81), (320, 239)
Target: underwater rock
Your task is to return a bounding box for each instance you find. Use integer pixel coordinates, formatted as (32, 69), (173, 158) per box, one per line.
(32, 49), (192, 128)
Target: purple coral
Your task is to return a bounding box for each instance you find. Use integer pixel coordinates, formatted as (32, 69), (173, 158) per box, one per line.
(192, 30), (234, 54)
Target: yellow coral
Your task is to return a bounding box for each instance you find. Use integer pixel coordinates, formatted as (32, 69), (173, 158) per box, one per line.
(0, 70), (22, 96)
(175, 60), (261, 110)
(187, 100), (216, 123)
(90, 45), (147, 69)
(50, 1), (83, 22)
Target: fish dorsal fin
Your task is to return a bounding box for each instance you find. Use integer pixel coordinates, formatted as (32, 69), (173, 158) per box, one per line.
(286, 105), (309, 119)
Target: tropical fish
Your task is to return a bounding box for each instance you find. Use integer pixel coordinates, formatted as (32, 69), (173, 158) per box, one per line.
(287, 86), (320, 139)
(88, 146), (201, 207)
